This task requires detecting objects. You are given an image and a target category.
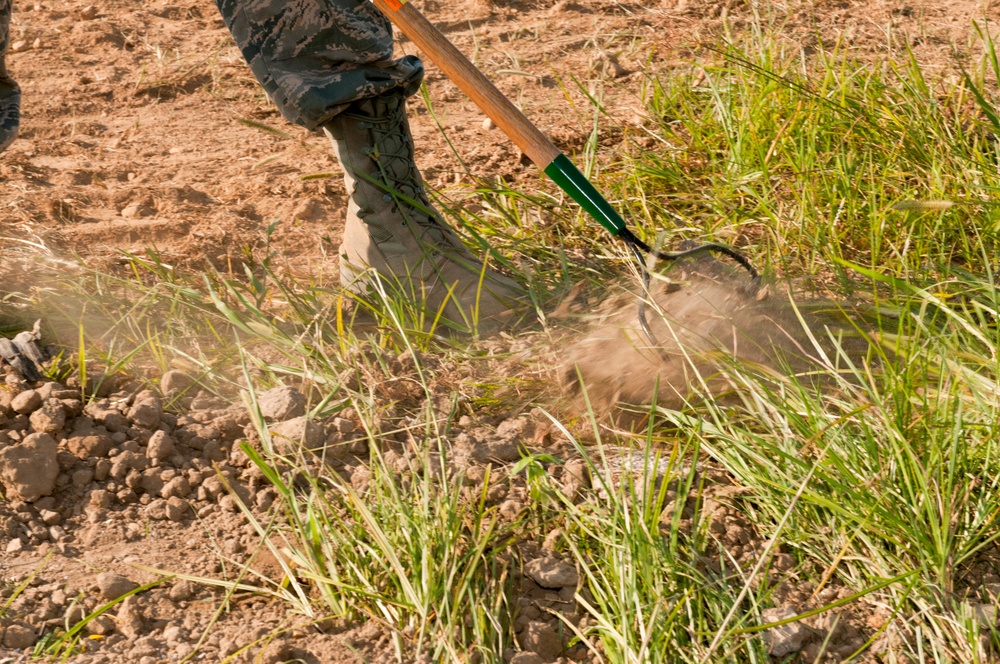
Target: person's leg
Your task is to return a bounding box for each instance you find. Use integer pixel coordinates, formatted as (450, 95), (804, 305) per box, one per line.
(215, 0), (523, 329)
(321, 85), (524, 328)
(214, 0), (423, 129)
(0, 0), (21, 152)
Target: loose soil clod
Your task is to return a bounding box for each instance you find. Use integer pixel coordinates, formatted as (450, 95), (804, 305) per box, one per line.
(0, 358), (414, 661)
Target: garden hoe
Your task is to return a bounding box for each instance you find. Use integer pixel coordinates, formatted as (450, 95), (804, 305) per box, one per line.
(370, 0), (835, 409)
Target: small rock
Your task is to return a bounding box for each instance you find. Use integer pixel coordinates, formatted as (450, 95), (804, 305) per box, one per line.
(160, 370), (195, 397)
(127, 392), (162, 429)
(65, 605), (86, 625)
(115, 597), (144, 638)
(39, 509), (61, 526)
(110, 451), (144, 479)
(199, 475), (225, 501)
(218, 494), (239, 512)
(140, 470), (165, 497)
(496, 417), (533, 439)
(518, 621), (561, 659)
(257, 386), (306, 421)
(89, 488), (113, 508)
(351, 466), (371, 493)
(10, 390), (42, 414)
(255, 488), (277, 512)
(146, 430), (174, 461)
(71, 467), (94, 487)
(3, 621), (36, 649)
(9, 40), (28, 54)
(320, 432), (351, 460)
(102, 412), (129, 433)
(165, 496), (189, 521)
(470, 439), (520, 463)
(162, 624), (186, 643)
(523, 557), (578, 589)
(509, 653), (543, 664)
(222, 537), (243, 555)
(161, 476), (191, 499)
(771, 552), (795, 574)
(0, 387), (13, 415)
(482, 117), (496, 130)
(761, 607), (808, 657)
(332, 417), (355, 434)
(190, 391), (223, 411)
(94, 458), (111, 480)
(202, 438), (228, 462)
(499, 499), (524, 521)
(29, 399), (66, 434)
(96, 572), (138, 601)
(60, 398), (83, 416)
(0, 432), (59, 502)
(64, 433), (113, 459)
(175, 422), (219, 449)
(145, 499), (167, 520)
(87, 614), (116, 636)
(269, 416), (324, 452)
(80, 4), (97, 19)
(168, 580), (196, 602)
(121, 197), (156, 218)
(36, 383), (70, 402)
(6, 538), (25, 553)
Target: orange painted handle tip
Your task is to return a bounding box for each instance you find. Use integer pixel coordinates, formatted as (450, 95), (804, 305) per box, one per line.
(382, 0), (407, 10)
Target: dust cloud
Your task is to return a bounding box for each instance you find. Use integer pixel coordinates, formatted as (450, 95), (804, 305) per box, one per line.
(561, 263), (875, 412)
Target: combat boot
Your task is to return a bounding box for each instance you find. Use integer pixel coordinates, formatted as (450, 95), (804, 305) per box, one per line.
(322, 91), (524, 331)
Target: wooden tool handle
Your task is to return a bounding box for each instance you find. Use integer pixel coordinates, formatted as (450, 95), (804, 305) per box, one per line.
(372, 0), (560, 169)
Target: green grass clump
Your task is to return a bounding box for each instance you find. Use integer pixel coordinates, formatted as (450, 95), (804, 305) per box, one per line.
(616, 24), (1000, 288)
(240, 434), (521, 661)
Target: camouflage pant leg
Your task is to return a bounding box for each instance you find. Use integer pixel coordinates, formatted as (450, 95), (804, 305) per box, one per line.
(0, 0), (21, 152)
(215, 0), (424, 130)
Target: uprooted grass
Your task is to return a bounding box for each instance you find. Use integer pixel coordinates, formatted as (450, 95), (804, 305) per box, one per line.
(6, 15), (1000, 664)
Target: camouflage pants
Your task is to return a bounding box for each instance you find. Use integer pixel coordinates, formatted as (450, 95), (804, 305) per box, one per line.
(214, 0), (425, 130)
(0, 0), (20, 152)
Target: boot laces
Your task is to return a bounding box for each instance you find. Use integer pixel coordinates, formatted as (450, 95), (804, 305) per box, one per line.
(362, 99), (452, 247)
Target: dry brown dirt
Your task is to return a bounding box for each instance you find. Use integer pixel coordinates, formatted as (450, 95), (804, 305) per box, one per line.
(0, 0), (995, 662)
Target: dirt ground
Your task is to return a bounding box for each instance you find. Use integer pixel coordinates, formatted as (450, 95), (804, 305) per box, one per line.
(0, 0), (996, 662)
